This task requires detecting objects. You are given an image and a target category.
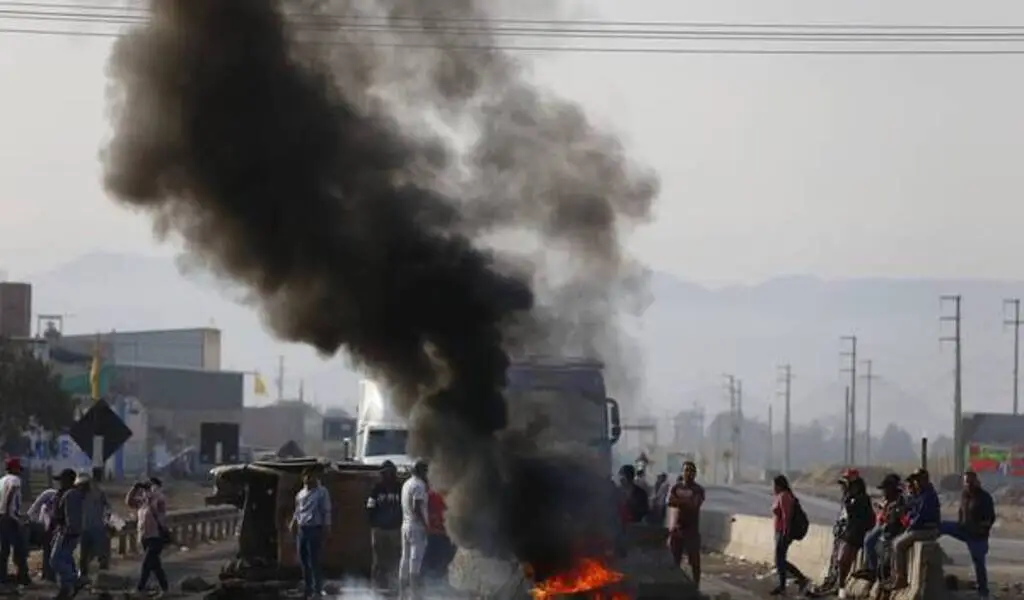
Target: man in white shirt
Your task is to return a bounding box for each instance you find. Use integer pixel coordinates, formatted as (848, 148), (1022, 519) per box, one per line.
(399, 460), (429, 599)
(0, 458), (29, 586)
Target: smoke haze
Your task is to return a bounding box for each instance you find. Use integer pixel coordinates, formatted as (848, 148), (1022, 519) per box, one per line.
(103, 0), (656, 575)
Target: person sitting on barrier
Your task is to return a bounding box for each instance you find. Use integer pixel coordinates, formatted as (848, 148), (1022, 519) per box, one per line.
(366, 461), (402, 592)
(852, 473), (907, 583)
(769, 475), (811, 596)
(835, 473), (875, 588)
(126, 477), (171, 598)
(666, 461), (705, 588)
(289, 468), (331, 600)
(938, 471), (994, 599)
(887, 469), (940, 591)
(807, 471), (853, 596)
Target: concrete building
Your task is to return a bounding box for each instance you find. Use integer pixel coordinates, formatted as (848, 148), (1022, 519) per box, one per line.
(243, 400), (325, 456)
(322, 407), (356, 459)
(0, 282), (31, 338)
(60, 328), (222, 371)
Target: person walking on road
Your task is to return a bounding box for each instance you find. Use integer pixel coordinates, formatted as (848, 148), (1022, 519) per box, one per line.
(888, 469), (940, 591)
(667, 461), (705, 588)
(939, 471), (995, 599)
(290, 468), (332, 599)
(0, 457), (30, 587)
(26, 485), (58, 582)
(126, 477), (170, 597)
(399, 460), (430, 600)
(77, 471), (111, 582)
(366, 461), (402, 591)
(50, 469), (85, 600)
(769, 474), (810, 596)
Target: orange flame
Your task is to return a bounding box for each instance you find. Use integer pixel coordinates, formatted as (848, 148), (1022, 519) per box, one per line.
(529, 558), (629, 599)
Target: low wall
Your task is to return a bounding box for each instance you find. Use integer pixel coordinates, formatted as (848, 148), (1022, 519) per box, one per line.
(700, 509), (834, 581)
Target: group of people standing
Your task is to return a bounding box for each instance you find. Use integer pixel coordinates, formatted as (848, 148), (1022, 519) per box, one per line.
(615, 460), (707, 587)
(0, 458), (171, 600)
(290, 459), (451, 600)
(771, 467), (995, 599)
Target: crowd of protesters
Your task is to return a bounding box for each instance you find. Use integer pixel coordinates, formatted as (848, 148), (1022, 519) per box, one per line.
(0, 457), (170, 600)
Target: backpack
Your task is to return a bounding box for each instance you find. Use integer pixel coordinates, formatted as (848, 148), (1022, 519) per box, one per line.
(789, 497), (810, 541)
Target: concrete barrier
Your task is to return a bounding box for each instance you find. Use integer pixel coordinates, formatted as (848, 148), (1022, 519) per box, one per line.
(699, 509), (949, 599)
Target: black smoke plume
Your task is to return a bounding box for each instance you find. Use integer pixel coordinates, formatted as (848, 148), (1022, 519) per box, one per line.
(104, 0), (656, 578)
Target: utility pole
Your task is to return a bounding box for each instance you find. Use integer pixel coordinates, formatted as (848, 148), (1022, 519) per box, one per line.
(276, 355), (285, 400)
(1005, 299), (1021, 415)
(767, 404), (774, 472)
(860, 360), (878, 466)
(777, 365), (793, 476)
(941, 295), (964, 473)
(736, 379), (744, 479)
(843, 386), (851, 464)
(723, 374), (738, 484)
(840, 336), (858, 464)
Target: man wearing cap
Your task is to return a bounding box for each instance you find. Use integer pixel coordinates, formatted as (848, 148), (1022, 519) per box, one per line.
(366, 460), (402, 591)
(0, 457), (29, 586)
(50, 468), (85, 599)
(399, 459), (429, 599)
(854, 473), (908, 582)
(939, 471), (995, 599)
(76, 471), (111, 582)
(888, 469), (940, 590)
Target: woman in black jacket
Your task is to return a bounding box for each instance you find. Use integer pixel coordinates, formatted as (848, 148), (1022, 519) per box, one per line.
(837, 477), (876, 586)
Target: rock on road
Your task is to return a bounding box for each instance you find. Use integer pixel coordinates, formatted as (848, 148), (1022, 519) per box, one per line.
(704, 484), (1024, 572)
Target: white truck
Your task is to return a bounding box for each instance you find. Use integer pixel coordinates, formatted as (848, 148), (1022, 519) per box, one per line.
(354, 379), (413, 467)
(354, 357), (622, 473)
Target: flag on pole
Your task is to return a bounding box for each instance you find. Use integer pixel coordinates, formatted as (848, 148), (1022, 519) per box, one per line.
(253, 372), (268, 396)
(89, 334), (102, 401)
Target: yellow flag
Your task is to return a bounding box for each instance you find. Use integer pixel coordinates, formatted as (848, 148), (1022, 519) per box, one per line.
(89, 335), (102, 401)
(254, 372), (268, 396)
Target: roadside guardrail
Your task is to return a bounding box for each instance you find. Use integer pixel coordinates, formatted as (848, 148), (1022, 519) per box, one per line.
(110, 505), (241, 558)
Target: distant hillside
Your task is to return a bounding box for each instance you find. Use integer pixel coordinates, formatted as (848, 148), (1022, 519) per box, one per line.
(23, 252), (1024, 449)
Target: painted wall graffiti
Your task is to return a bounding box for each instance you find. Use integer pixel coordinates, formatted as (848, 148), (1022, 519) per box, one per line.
(967, 443), (1024, 478)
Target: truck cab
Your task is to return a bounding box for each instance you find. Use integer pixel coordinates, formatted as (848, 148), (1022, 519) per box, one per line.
(504, 357), (622, 475)
(355, 380), (413, 468)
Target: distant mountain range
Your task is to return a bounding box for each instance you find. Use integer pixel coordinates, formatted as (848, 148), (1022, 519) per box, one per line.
(17, 252), (1024, 452)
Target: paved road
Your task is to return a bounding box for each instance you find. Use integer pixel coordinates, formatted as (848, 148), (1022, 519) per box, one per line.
(703, 484), (1024, 571)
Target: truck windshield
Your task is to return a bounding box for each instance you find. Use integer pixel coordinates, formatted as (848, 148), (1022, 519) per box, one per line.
(366, 429), (408, 456)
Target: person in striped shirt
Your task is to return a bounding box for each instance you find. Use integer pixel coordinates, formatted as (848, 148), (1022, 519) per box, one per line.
(289, 468), (331, 599)
(0, 458), (29, 586)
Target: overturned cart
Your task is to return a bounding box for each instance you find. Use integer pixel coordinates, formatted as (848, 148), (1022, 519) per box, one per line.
(207, 457), (408, 581)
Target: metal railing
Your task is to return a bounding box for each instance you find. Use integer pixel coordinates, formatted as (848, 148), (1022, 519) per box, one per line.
(110, 505), (241, 557)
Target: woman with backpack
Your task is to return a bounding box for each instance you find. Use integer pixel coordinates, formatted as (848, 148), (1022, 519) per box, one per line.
(770, 475), (811, 596)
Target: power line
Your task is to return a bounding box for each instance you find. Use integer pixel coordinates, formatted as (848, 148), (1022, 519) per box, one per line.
(10, 26), (1024, 55)
(6, 1), (1024, 32)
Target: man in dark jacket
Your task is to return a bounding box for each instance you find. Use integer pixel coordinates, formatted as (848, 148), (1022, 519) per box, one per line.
(617, 465), (649, 523)
(889, 469), (940, 590)
(365, 461), (402, 591)
(939, 471), (995, 599)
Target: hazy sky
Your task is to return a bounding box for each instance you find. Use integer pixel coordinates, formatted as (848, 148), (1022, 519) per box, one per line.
(3, 0), (1024, 286)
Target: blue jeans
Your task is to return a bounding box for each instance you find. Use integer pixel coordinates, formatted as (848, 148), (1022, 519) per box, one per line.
(297, 526), (324, 596)
(774, 532), (808, 588)
(863, 526), (884, 572)
(138, 538), (168, 592)
(49, 533), (79, 592)
(939, 521), (988, 596)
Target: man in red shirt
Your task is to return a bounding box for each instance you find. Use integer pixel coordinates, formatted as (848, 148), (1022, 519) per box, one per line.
(667, 461), (705, 587)
(423, 489), (453, 579)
